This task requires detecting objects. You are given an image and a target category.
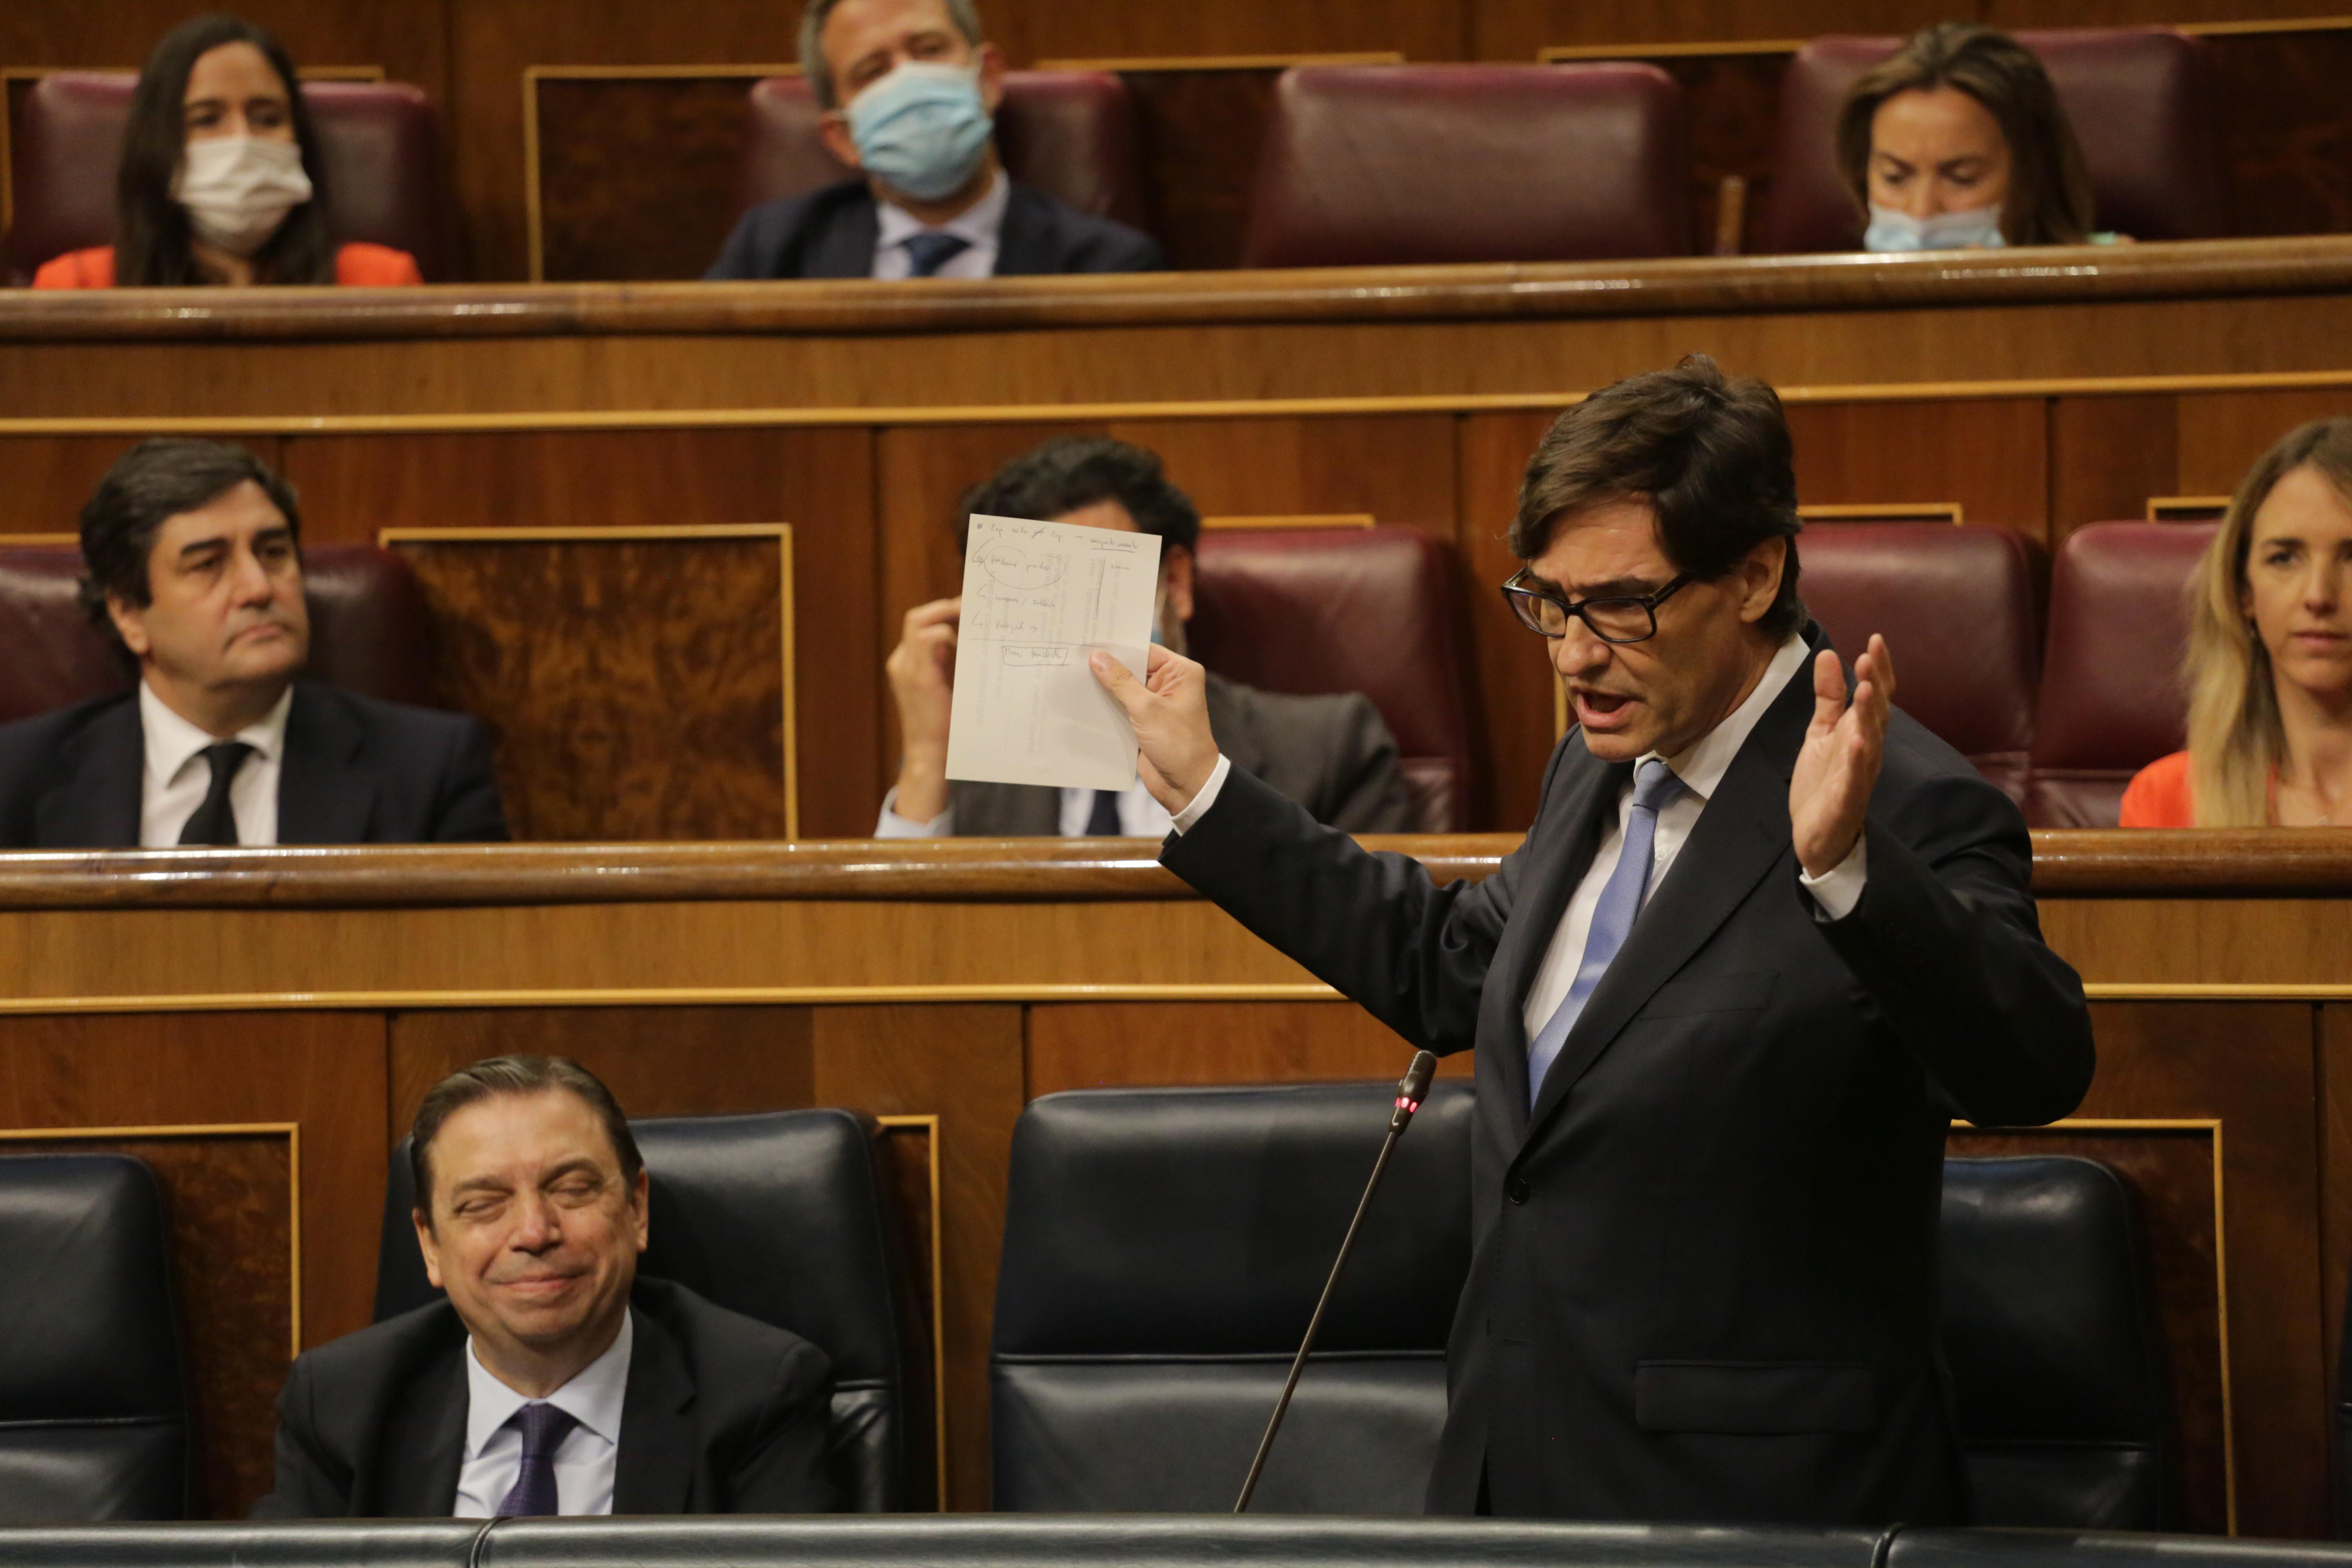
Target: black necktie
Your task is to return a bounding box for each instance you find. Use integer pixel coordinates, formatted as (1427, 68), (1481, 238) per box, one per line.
(1085, 788), (1124, 836)
(903, 232), (971, 277)
(495, 1401), (579, 1516)
(177, 741), (255, 847)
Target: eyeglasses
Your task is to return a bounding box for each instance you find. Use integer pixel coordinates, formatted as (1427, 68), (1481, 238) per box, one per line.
(1500, 568), (1695, 644)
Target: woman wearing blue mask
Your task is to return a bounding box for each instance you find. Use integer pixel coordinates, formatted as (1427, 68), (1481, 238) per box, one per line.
(1833, 23), (2105, 254)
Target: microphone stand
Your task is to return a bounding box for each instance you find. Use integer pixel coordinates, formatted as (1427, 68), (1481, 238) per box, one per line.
(1234, 1049), (1440, 1513)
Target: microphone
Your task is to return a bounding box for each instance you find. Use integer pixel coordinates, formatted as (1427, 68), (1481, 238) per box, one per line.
(1234, 1049), (1440, 1513)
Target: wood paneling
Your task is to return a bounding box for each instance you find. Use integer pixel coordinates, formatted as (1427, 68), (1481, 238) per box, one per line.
(1027, 999), (1474, 1098)
(2175, 387), (2352, 497)
(280, 428), (879, 839)
(533, 73), (775, 284)
(1458, 408), (1563, 831)
(1950, 1124), (2227, 1533)
(2050, 393), (2182, 542)
(2320, 1003), (2352, 1486)
(813, 1002), (1025, 1512)
(0, 1127), (295, 1520)
(0, 434), (283, 537)
(0, 1010), (384, 1355)
(386, 530), (792, 841)
(2073, 1000), (2328, 1537)
(1785, 398), (2049, 543)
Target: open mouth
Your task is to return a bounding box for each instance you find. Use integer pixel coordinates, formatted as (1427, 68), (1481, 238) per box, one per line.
(1572, 688), (1638, 728)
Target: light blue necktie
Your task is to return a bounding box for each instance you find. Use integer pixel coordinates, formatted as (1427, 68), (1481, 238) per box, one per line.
(1526, 758), (1686, 1109)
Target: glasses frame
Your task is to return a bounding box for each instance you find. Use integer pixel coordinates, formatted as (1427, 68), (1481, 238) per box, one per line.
(1500, 568), (1697, 644)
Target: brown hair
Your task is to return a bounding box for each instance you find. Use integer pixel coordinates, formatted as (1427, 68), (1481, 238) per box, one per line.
(2183, 419), (2352, 826)
(409, 1055), (643, 1225)
(1510, 355), (1805, 641)
(1834, 23), (2096, 247)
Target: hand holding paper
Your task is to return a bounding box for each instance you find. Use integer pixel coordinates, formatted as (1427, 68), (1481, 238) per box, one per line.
(944, 514), (1160, 791)
(1088, 646), (1221, 813)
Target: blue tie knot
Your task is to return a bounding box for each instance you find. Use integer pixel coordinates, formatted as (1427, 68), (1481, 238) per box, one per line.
(1632, 758), (1684, 813)
(513, 1401), (578, 1459)
(902, 231), (972, 276)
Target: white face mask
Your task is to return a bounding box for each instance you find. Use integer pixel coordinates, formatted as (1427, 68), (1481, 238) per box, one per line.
(172, 135), (313, 258)
(1862, 202), (2006, 253)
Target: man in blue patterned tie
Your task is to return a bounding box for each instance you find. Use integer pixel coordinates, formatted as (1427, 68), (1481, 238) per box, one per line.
(1091, 355), (2094, 1524)
(252, 1056), (837, 1518)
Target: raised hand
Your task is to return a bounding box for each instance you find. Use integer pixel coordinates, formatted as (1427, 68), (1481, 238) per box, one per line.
(884, 597), (962, 822)
(1090, 645), (1221, 813)
(1788, 635), (1895, 878)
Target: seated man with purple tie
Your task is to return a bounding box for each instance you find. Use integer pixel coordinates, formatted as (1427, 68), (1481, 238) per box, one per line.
(0, 438), (506, 847)
(252, 1055), (837, 1518)
(1089, 356), (2094, 1523)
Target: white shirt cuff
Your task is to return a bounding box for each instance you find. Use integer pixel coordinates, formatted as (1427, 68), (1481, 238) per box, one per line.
(1799, 835), (1868, 922)
(875, 786), (952, 838)
(1169, 754), (1232, 835)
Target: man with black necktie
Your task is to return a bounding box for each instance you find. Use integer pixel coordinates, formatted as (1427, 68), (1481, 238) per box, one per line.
(0, 439), (506, 848)
(874, 436), (1412, 840)
(252, 1055), (837, 1518)
(1089, 356), (2095, 1523)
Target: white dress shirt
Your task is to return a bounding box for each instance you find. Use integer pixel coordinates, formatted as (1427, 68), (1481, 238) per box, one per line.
(871, 169), (1009, 280)
(875, 777), (1174, 838)
(1173, 635), (1869, 1045)
(138, 681), (291, 847)
(454, 1312), (632, 1519)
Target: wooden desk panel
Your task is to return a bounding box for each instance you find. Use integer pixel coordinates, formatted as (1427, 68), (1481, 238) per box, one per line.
(0, 833), (2347, 1527)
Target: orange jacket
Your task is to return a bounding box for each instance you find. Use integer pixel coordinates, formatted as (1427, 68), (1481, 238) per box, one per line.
(2118, 750), (2193, 827)
(33, 241), (422, 288)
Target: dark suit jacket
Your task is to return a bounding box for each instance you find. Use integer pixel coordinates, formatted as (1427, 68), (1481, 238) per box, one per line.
(705, 177), (1163, 280)
(1162, 624), (2095, 1525)
(0, 682), (508, 847)
(251, 1278), (837, 1518)
(952, 671), (1413, 836)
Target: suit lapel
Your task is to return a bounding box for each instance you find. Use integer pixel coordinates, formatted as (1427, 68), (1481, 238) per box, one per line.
(1490, 746), (1627, 1131)
(276, 686), (377, 845)
(612, 1306), (697, 1515)
(378, 1343), (466, 1517)
(1523, 642), (1822, 1140)
(34, 697), (142, 847)
(809, 195), (882, 279)
(994, 184), (1049, 275)
(1202, 673), (1266, 782)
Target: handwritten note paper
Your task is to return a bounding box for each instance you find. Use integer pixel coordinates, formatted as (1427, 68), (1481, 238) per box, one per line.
(945, 513), (1162, 791)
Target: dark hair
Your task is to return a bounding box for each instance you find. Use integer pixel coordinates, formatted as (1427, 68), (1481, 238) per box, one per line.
(1835, 23), (2095, 248)
(956, 436), (1202, 555)
(1511, 355), (1805, 641)
(409, 1055), (644, 1225)
(117, 14), (336, 286)
(78, 438), (303, 642)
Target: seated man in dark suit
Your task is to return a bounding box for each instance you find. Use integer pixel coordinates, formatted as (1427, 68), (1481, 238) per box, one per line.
(705, 0), (1161, 281)
(254, 1055), (837, 1517)
(880, 436), (1412, 837)
(0, 439), (506, 847)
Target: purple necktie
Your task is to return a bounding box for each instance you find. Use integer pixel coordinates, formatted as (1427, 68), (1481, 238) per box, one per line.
(1526, 758), (1686, 1108)
(495, 1402), (579, 1517)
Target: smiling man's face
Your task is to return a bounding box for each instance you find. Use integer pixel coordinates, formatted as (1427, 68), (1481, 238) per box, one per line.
(414, 1089), (647, 1365)
(1527, 497), (1785, 763)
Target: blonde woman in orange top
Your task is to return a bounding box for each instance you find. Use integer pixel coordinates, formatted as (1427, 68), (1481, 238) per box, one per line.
(32, 15), (420, 290)
(2122, 418), (2352, 826)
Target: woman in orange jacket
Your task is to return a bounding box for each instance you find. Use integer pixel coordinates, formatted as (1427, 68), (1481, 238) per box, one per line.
(33, 15), (421, 290)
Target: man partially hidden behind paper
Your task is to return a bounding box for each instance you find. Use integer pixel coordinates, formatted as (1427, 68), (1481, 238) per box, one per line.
(875, 437), (1413, 837)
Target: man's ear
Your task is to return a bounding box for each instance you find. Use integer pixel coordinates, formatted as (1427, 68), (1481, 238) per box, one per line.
(817, 109), (863, 172)
(976, 40), (1007, 113)
(1736, 536), (1788, 626)
(1162, 544), (1196, 625)
(629, 1168), (650, 1254)
(106, 593), (151, 659)
(413, 1207), (444, 1290)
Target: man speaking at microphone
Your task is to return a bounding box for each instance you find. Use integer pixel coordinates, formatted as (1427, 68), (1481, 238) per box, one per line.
(1089, 356), (2093, 1525)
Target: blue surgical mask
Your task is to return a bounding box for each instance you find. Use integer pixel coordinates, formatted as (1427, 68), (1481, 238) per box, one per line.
(1863, 203), (2007, 253)
(845, 61), (993, 203)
